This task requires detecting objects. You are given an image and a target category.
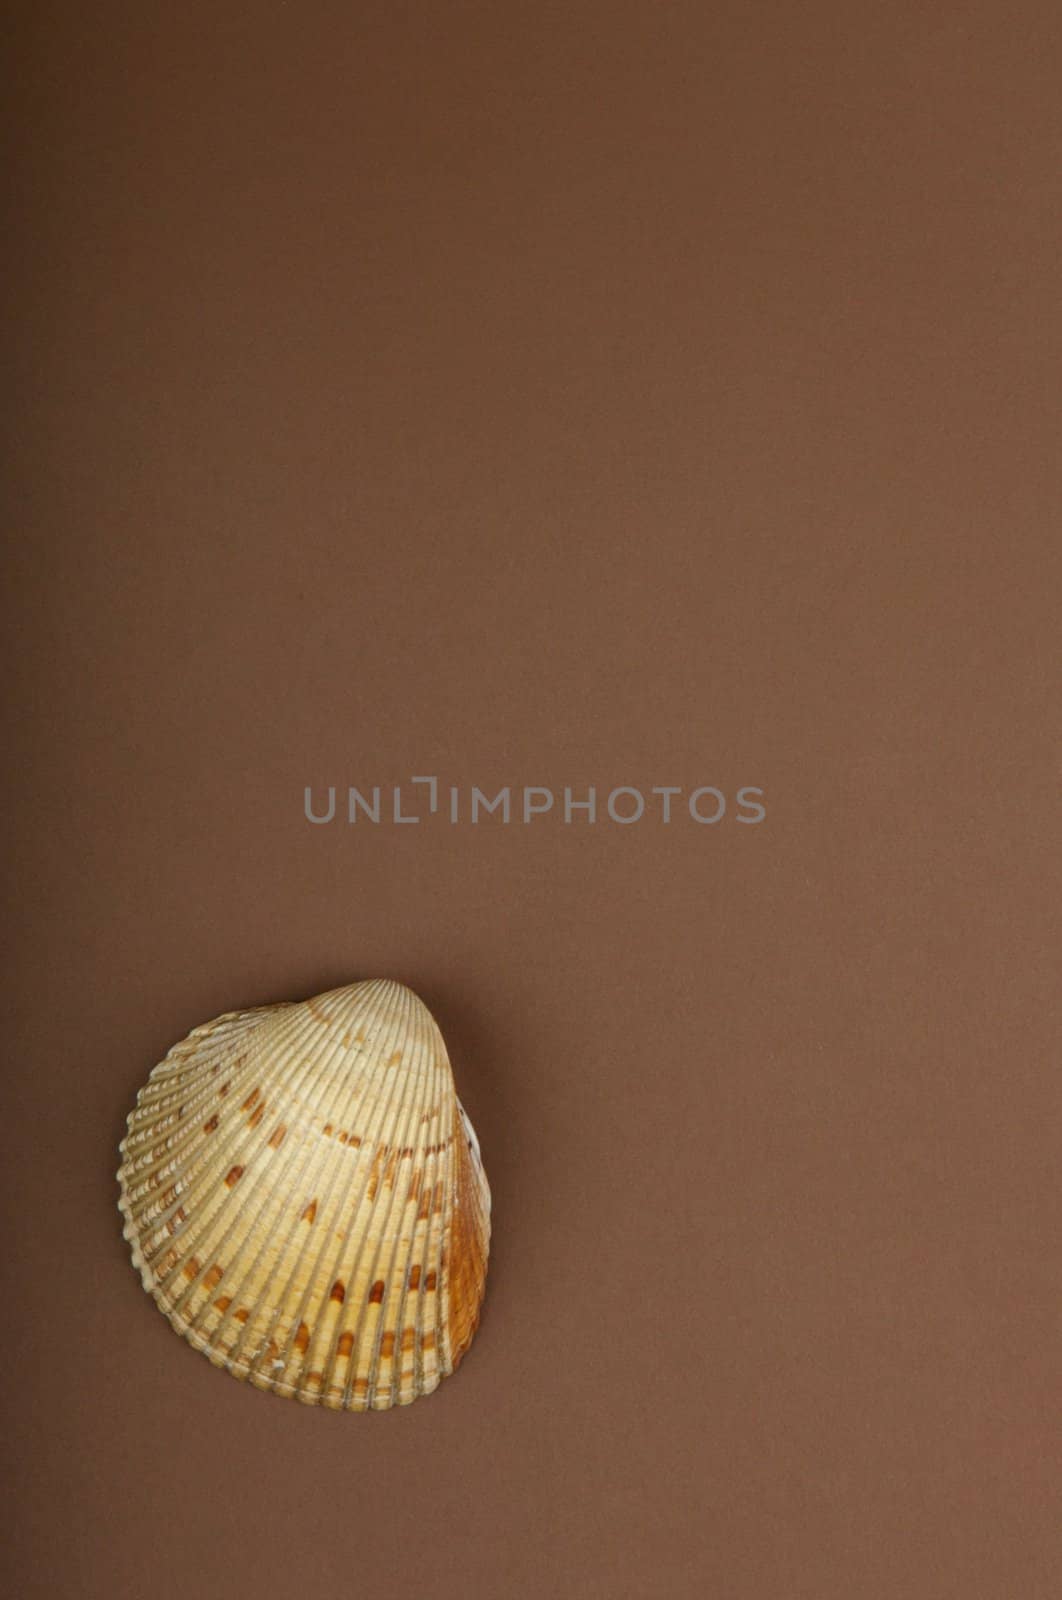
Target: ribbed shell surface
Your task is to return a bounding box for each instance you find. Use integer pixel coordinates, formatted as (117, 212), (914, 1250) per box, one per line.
(117, 980), (491, 1409)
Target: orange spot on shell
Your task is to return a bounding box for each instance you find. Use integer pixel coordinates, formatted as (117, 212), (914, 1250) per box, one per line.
(202, 1114), (219, 1134)
(203, 1263), (223, 1290)
(214, 1296), (232, 1313)
(367, 1146), (386, 1201)
(183, 1257), (201, 1279)
(268, 1124), (287, 1149)
(337, 1331), (354, 1358)
(294, 1321), (310, 1353)
(379, 1331), (395, 1359)
(330, 1280), (345, 1304)
(368, 1280), (385, 1305)
(301, 1199), (318, 1223)
(225, 1165), (244, 1187)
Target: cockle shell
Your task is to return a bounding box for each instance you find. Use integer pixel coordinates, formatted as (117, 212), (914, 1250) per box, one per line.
(117, 979), (490, 1409)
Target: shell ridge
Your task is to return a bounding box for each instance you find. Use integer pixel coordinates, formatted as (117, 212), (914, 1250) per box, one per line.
(149, 982), (382, 1363)
(369, 997), (447, 1405)
(264, 978), (417, 1402)
(121, 1040), (263, 1253)
(119, 1003), (307, 1208)
(117, 1015), (285, 1282)
(393, 1004), (450, 1404)
(347, 982), (434, 1408)
(418, 1007), (456, 1393)
(325, 981), (423, 1408)
(438, 1107), (462, 1371)
(124, 1000), (332, 1301)
(176, 986), (383, 1363)
(392, 1021), (445, 1397)
(211, 981), (391, 1382)
(416, 1069), (451, 1381)
(272, 980), (412, 1402)
(122, 1004), (290, 1136)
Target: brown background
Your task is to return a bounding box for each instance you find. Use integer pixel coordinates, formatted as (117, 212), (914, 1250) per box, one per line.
(4, 3), (1061, 1596)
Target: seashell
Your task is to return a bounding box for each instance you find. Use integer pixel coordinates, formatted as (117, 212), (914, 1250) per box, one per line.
(117, 979), (490, 1410)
